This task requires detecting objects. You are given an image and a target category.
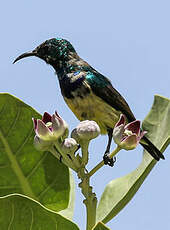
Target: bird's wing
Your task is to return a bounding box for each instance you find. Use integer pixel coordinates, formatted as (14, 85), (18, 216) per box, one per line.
(85, 70), (135, 122)
(85, 69), (165, 161)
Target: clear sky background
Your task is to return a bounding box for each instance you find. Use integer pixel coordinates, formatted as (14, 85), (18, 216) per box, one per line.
(1, 0), (170, 229)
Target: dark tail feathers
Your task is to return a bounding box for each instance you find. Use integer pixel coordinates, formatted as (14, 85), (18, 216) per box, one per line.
(140, 136), (165, 161)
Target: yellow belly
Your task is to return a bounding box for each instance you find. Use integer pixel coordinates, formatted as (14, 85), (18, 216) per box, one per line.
(64, 91), (121, 134)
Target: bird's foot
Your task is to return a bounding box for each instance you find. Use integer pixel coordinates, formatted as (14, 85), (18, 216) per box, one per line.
(103, 152), (116, 167)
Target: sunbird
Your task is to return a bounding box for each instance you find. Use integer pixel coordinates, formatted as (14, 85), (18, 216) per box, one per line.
(13, 38), (164, 166)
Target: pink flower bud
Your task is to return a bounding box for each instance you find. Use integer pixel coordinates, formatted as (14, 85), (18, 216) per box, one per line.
(71, 120), (100, 142)
(61, 138), (78, 154)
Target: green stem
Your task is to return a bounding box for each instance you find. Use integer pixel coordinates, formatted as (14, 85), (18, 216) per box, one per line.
(79, 146), (121, 229)
(54, 143), (78, 172)
(81, 141), (89, 166)
(88, 146), (121, 178)
(85, 193), (97, 230)
(49, 146), (78, 172)
(78, 169), (97, 230)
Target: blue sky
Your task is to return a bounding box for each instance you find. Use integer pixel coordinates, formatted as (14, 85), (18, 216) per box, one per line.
(1, 0), (170, 229)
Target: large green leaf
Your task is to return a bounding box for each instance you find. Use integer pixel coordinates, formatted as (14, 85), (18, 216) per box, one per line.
(92, 222), (111, 230)
(0, 194), (79, 230)
(96, 95), (170, 223)
(0, 93), (74, 216)
(58, 169), (75, 220)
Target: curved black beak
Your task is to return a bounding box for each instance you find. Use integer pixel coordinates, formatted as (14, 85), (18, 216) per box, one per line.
(13, 51), (38, 64)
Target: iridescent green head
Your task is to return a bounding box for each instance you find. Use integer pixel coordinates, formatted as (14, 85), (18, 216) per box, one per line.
(13, 38), (76, 68)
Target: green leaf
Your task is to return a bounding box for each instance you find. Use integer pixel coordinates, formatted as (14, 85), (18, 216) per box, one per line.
(0, 93), (74, 215)
(96, 95), (170, 223)
(58, 169), (75, 220)
(92, 222), (111, 230)
(142, 95), (170, 151)
(0, 194), (79, 230)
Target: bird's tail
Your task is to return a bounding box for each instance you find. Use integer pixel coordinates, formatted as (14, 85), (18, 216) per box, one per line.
(140, 136), (165, 161)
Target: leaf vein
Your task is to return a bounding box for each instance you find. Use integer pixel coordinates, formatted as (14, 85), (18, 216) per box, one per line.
(7, 202), (14, 230)
(26, 152), (48, 179)
(0, 186), (20, 189)
(0, 128), (36, 199)
(5, 106), (21, 138)
(0, 102), (7, 116)
(0, 164), (10, 168)
(29, 206), (34, 230)
(15, 128), (34, 156)
(38, 177), (59, 200)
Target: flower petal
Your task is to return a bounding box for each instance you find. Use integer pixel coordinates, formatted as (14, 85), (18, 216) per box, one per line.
(55, 110), (61, 119)
(112, 124), (125, 145)
(120, 134), (138, 150)
(32, 118), (37, 130)
(125, 120), (140, 135)
(115, 114), (126, 128)
(52, 114), (61, 127)
(36, 119), (52, 140)
(138, 131), (147, 141)
(42, 112), (52, 124)
(51, 114), (69, 138)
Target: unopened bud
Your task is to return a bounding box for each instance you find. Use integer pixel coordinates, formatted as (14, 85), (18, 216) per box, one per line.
(61, 138), (78, 154)
(71, 120), (100, 143)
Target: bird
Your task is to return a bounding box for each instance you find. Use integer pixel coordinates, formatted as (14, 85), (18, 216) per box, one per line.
(13, 38), (165, 166)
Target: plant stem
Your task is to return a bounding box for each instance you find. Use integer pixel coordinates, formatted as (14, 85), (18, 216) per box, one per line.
(49, 146), (78, 172)
(81, 141), (89, 166)
(85, 194), (97, 230)
(78, 169), (97, 230)
(87, 146), (121, 178)
(79, 146), (121, 229)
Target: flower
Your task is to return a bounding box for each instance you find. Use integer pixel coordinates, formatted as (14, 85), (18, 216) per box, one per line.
(33, 136), (52, 151)
(112, 114), (146, 150)
(32, 111), (68, 142)
(71, 120), (100, 142)
(61, 138), (78, 154)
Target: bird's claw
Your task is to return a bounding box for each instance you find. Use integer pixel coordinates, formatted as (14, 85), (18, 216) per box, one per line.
(103, 153), (116, 167)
